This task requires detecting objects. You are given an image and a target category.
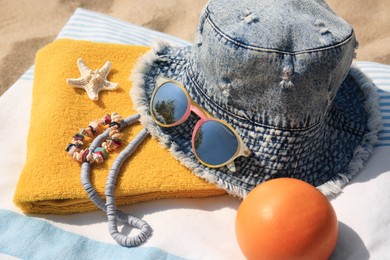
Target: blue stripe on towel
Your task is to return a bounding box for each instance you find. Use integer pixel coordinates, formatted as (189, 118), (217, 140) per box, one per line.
(58, 8), (190, 46)
(357, 63), (390, 147)
(0, 209), (183, 260)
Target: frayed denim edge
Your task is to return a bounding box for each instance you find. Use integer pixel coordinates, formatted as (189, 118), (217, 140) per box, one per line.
(318, 65), (383, 197)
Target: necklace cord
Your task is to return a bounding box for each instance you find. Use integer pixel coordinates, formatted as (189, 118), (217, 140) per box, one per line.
(80, 114), (152, 247)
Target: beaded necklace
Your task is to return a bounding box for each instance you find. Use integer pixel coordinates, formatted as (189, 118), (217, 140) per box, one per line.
(66, 113), (152, 247)
(66, 112), (124, 164)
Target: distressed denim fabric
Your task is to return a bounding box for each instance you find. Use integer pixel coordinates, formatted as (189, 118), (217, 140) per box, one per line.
(131, 0), (382, 197)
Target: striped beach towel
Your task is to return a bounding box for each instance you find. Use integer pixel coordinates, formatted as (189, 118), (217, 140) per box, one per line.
(1, 8), (390, 259)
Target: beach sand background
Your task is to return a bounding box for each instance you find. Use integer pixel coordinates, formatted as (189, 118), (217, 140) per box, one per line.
(0, 0), (389, 96)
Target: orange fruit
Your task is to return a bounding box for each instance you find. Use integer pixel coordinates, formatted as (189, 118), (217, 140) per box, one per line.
(235, 178), (338, 260)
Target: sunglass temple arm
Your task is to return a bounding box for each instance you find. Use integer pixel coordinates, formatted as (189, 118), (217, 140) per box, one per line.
(228, 141), (251, 173)
(227, 162), (237, 172)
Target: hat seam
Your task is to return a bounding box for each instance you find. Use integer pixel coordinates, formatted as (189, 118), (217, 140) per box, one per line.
(186, 59), (368, 135)
(205, 13), (355, 55)
(186, 64), (325, 132)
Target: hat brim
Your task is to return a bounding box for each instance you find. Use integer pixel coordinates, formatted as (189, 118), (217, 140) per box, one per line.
(131, 41), (382, 197)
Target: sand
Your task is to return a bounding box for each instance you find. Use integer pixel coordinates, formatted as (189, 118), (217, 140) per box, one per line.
(0, 0), (389, 95)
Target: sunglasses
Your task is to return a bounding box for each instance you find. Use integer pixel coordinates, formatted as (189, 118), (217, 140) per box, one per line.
(150, 76), (251, 172)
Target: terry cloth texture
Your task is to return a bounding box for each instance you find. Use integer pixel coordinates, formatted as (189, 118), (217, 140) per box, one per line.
(13, 39), (224, 214)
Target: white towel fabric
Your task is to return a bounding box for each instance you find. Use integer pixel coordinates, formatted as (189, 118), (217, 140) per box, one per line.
(1, 8), (390, 259)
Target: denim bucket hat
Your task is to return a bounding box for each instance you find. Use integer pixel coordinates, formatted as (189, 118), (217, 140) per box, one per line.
(131, 0), (382, 197)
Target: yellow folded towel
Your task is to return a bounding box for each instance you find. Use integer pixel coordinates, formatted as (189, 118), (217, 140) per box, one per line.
(14, 39), (224, 214)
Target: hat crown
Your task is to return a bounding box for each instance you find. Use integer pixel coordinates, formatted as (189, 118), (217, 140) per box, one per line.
(205, 0), (352, 51)
(190, 0), (357, 129)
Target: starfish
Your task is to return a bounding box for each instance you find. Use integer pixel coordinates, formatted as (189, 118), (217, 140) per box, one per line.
(66, 58), (119, 101)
